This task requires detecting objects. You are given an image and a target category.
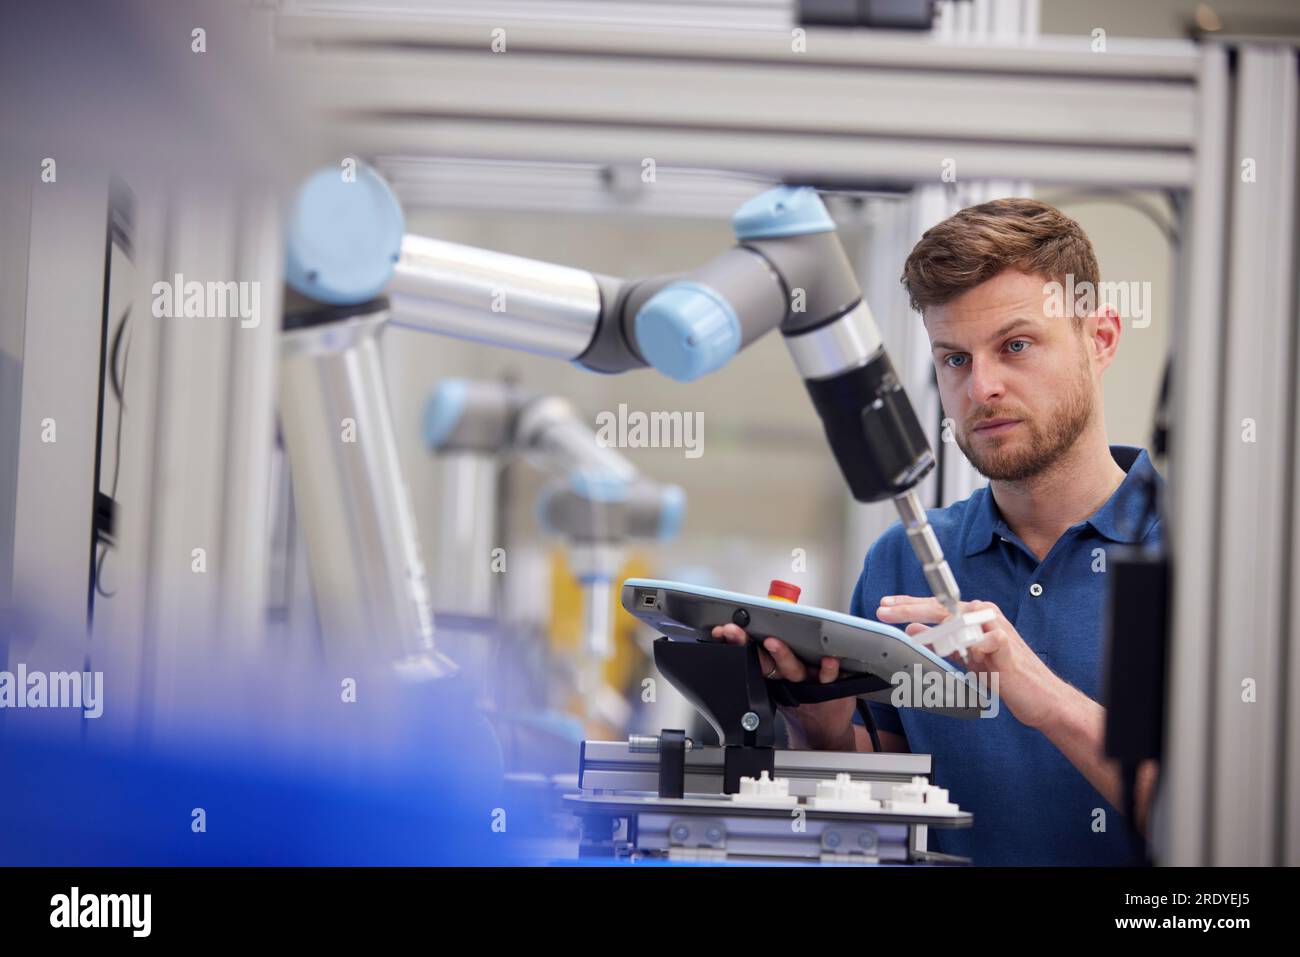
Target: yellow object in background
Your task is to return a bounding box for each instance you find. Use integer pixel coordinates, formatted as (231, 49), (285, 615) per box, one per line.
(547, 549), (652, 737)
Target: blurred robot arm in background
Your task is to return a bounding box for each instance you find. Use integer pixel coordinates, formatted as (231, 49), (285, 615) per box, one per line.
(423, 378), (683, 711)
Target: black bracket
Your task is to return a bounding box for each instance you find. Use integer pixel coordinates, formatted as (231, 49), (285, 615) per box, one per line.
(653, 637), (779, 793)
(657, 729), (686, 799)
(652, 635), (895, 793)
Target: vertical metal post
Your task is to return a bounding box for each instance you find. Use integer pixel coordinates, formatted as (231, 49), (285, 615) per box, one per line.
(1164, 41), (1300, 866)
(6, 169), (108, 734)
(431, 452), (499, 618)
(278, 308), (456, 678)
(1210, 44), (1297, 866)
(1162, 42), (1230, 869)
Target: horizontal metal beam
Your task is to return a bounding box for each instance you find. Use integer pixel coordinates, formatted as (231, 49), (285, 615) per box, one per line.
(341, 118), (1194, 189)
(374, 157), (781, 217)
(274, 14), (1200, 189)
(277, 11), (1200, 79)
(282, 0), (796, 37)
(281, 46), (1196, 149)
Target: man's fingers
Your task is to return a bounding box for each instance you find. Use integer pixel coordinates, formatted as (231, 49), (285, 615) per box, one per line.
(904, 623), (930, 637)
(970, 628), (1005, 656)
(709, 626), (816, 682)
(712, 624), (779, 675)
(961, 630), (1007, 673)
(763, 638), (808, 682)
(878, 597), (1004, 629)
(712, 622), (749, 644)
(818, 656), (839, 684)
(877, 596), (949, 625)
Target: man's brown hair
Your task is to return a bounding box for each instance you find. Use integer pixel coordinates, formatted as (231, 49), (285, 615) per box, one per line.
(900, 197), (1099, 316)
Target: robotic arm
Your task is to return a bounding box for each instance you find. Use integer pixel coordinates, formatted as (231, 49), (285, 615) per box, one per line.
(423, 377), (684, 669)
(283, 166), (979, 663)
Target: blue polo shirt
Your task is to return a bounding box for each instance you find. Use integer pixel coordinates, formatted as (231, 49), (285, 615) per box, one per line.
(850, 445), (1161, 865)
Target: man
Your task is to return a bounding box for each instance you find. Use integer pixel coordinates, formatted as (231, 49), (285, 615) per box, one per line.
(713, 198), (1160, 865)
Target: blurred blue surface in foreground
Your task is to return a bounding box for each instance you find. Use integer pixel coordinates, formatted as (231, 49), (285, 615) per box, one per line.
(0, 653), (560, 865)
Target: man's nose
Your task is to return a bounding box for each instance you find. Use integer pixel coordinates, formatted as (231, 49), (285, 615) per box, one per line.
(967, 357), (1005, 405)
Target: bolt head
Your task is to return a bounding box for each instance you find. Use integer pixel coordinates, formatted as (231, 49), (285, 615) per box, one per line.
(741, 711), (760, 731)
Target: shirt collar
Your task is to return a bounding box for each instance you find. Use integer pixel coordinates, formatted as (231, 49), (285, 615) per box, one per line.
(962, 445), (1162, 557)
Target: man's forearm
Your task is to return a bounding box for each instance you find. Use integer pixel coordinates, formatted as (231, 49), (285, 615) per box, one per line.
(1037, 677), (1157, 833)
(803, 723), (882, 752)
(851, 723), (872, 752)
(810, 721), (902, 753)
(797, 719), (858, 752)
(782, 708), (869, 752)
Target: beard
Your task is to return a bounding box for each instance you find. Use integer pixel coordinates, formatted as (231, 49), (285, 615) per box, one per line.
(955, 354), (1095, 482)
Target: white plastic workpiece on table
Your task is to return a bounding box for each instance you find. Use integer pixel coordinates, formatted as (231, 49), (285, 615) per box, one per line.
(808, 773), (881, 811)
(732, 770), (799, 806)
(919, 608), (997, 660)
(886, 775), (961, 815)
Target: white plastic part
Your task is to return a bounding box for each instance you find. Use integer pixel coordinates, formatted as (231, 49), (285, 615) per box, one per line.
(668, 847), (727, 862)
(731, 770), (799, 806)
(918, 608), (996, 660)
(807, 773), (882, 811)
(885, 775), (961, 815)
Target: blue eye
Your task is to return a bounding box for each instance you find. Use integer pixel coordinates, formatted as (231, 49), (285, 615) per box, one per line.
(945, 354), (968, 369)
(1007, 339), (1030, 354)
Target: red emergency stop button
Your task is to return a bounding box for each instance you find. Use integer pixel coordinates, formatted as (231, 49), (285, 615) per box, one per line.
(767, 579), (801, 603)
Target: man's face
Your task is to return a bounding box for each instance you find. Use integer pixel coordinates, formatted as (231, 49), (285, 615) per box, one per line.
(923, 269), (1099, 481)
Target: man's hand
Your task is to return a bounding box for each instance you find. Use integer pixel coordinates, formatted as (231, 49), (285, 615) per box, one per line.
(877, 594), (1160, 834)
(709, 623), (857, 751)
(875, 595), (1063, 730)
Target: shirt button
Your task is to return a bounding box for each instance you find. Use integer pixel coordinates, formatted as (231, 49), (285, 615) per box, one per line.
(1029, 583), (1043, 597)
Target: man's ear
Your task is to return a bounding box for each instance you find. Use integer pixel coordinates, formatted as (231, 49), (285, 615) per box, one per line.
(1088, 303), (1122, 368)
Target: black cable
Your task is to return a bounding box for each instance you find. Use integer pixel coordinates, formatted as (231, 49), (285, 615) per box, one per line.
(107, 305), (131, 498)
(1114, 353), (1171, 546)
(93, 542), (116, 599)
(931, 365), (946, 510)
(108, 304), (130, 403)
(90, 304), (132, 608)
(855, 698), (883, 753)
(1152, 353), (1172, 458)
